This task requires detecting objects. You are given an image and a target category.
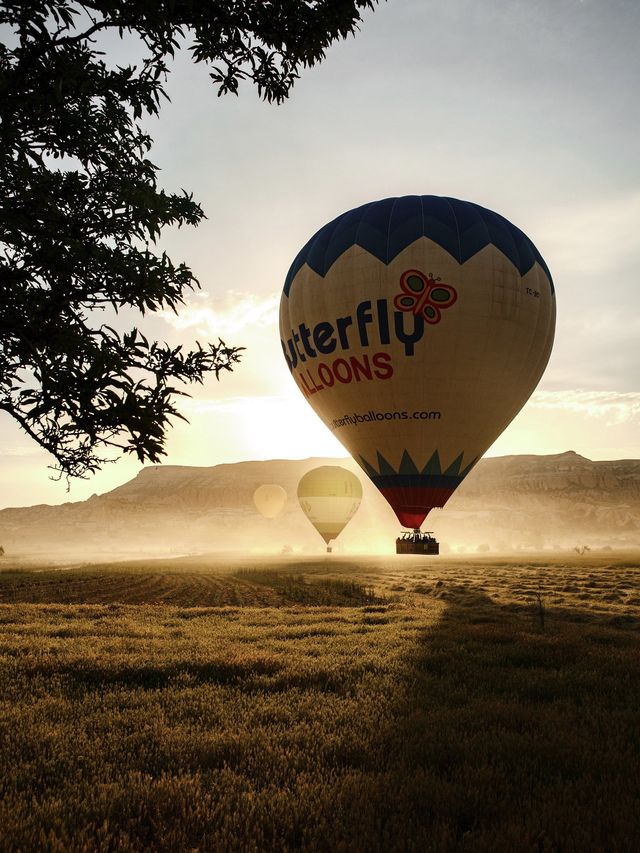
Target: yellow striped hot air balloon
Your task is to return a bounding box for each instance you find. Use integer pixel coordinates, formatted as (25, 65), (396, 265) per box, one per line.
(280, 196), (555, 548)
(297, 466), (362, 552)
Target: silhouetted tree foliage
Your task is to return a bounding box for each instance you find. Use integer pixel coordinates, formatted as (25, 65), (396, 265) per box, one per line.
(0, 0), (376, 478)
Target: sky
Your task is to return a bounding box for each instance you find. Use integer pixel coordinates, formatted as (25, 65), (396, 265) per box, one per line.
(1, 0), (639, 508)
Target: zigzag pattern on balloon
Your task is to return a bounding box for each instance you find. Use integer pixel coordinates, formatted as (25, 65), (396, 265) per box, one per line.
(357, 448), (479, 528)
(283, 195), (554, 297)
(359, 448), (478, 490)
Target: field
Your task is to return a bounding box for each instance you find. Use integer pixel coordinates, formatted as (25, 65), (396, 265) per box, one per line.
(0, 552), (639, 852)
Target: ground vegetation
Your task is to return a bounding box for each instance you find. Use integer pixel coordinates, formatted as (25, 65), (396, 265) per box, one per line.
(0, 554), (638, 850)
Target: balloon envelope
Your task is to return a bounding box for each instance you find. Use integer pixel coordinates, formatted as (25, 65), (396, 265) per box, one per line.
(253, 484), (287, 519)
(297, 466), (362, 545)
(280, 195), (555, 528)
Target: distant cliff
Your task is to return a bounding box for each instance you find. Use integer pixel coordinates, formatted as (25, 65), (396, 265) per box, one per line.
(1, 452), (639, 556)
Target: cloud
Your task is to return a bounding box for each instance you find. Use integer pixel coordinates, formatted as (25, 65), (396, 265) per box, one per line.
(530, 390), (640, 425)
(161, 291), (280, 339)
(0, 447), (44, 459)
(158, 289), (291, 401)
(180, 394), (286, 415)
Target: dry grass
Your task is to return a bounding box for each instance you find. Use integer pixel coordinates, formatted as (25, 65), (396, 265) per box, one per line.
(0, 552), (639, 851)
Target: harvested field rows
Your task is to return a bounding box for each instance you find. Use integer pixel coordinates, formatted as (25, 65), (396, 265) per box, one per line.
(0, 553), (639, 851)
(0, 571), (281, 607)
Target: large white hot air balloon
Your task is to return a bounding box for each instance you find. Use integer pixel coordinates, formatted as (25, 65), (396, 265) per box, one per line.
(280, 196), (555, 547)
(253, 484), (287, 519)
(297, 466), (362, 552)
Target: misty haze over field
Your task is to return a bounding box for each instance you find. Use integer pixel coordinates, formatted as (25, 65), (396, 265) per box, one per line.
(1, 451), (639, 560)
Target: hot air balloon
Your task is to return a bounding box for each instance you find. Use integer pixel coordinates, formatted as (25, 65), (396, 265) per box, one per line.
(253, 484), (287, 519)
(297, 466), (362, 552)
(280, 196), (555, 553)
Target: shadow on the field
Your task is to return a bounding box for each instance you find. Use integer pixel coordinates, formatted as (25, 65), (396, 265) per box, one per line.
(372, 583), (640, 850)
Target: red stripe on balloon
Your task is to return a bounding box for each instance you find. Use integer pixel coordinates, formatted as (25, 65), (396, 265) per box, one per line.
(378, 486), (456, 528)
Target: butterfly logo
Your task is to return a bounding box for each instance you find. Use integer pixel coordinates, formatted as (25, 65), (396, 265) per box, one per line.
(393, 269), (457, 324)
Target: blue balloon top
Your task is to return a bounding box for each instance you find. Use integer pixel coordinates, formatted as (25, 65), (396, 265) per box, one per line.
(283, 195), (553, 297)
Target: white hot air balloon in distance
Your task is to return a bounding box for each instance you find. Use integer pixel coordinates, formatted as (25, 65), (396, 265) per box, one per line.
(280, 195), (555, 553)
(297, 466), (362, 552)
(253, 484), (287, 519)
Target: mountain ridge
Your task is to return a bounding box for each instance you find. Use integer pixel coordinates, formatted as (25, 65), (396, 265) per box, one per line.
(1, 451), (639, 554)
